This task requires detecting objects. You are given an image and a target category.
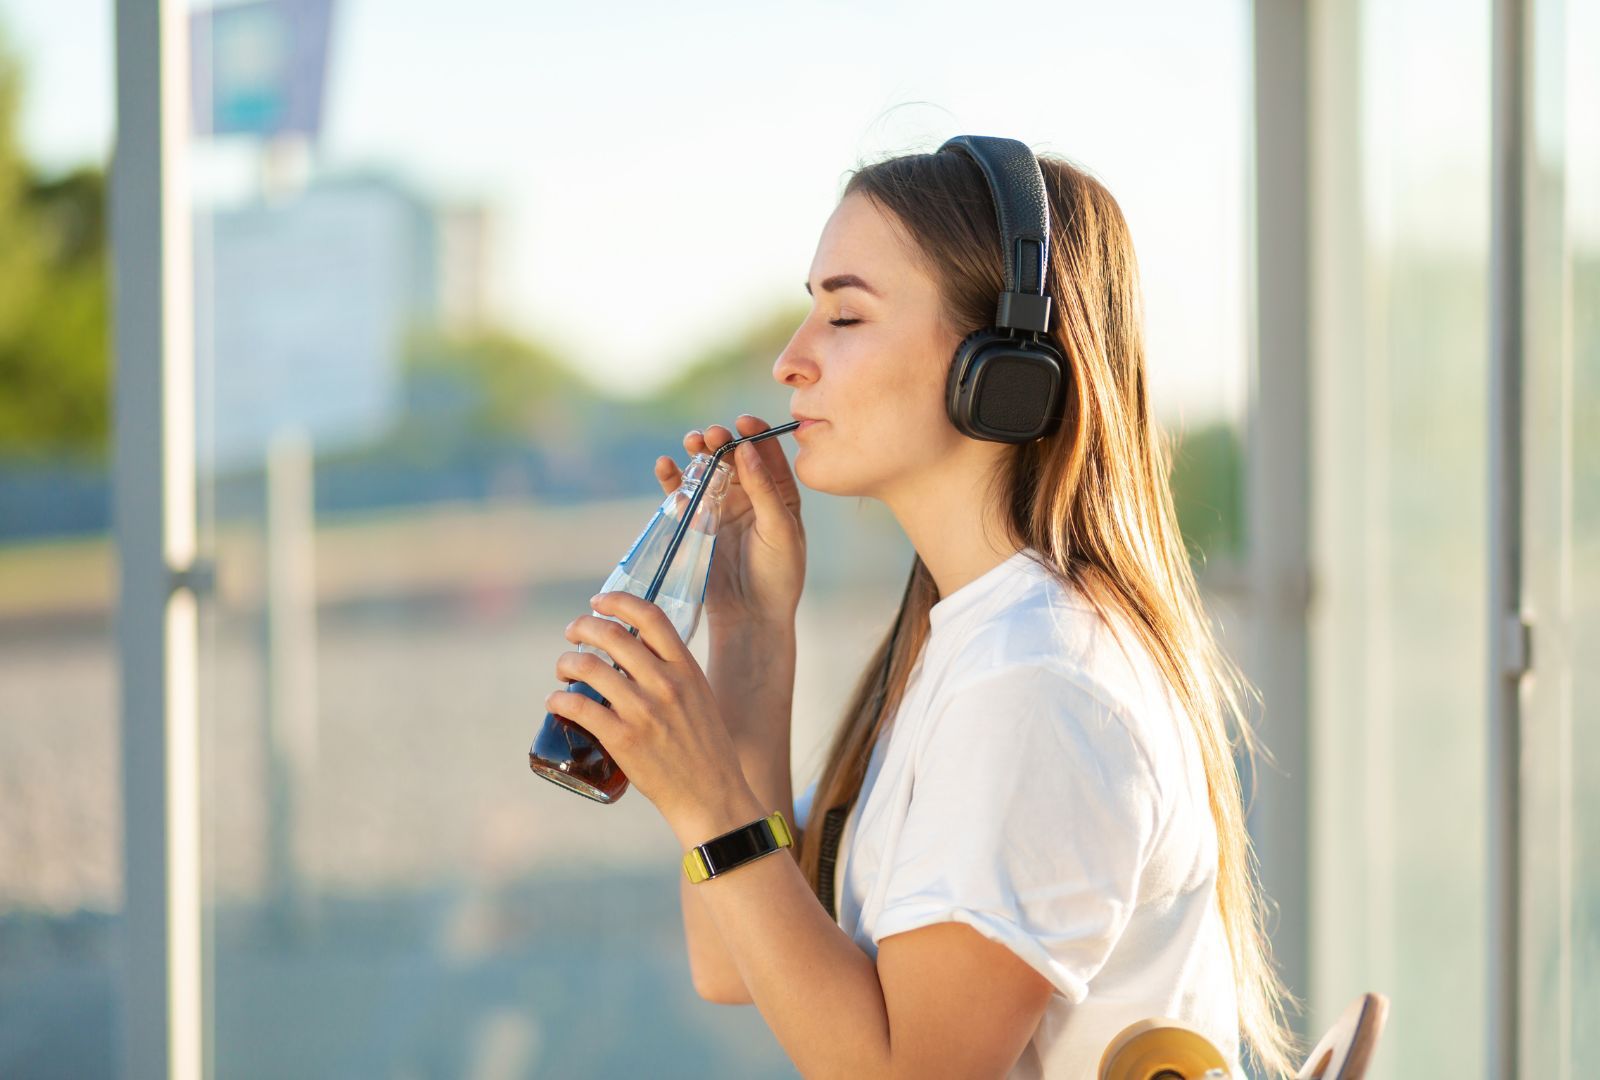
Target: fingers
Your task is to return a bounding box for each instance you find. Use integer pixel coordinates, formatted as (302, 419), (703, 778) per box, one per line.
(683, 422), (744, 487)
(553, 647), (644, 724)
(733, 414), (797, 497)
(678, 417), (796, 495)
(589, 592), (691, 664)
(545, 682), (626, 750)
(558, 612), (669, 711)
(683, 424), (737, 456)
(732, 438), (793, 528)
(654, 455), (680, 495)
(699, 425), (740, 485)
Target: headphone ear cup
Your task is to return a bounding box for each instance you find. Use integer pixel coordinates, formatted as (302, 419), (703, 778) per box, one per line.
(946, 327), (1003, 437)
(947, 328), (1070, 443)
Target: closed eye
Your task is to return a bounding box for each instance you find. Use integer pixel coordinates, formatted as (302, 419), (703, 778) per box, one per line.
(829, 318), (860, 328)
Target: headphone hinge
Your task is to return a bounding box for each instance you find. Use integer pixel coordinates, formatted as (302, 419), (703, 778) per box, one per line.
(996, 291), (1052, 335)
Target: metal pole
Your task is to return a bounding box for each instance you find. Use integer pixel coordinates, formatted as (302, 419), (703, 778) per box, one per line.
(264, 427), (319, 939)
(1247, 0), (1314, 1057)
(112, 0), (202, 1077)
(1487, 0), (1529, 1074)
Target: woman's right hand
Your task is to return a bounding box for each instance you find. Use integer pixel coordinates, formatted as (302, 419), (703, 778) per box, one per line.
(653, 413), (806, 637)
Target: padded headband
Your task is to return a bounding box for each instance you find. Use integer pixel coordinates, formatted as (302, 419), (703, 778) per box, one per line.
(936, 134), (1054, 335)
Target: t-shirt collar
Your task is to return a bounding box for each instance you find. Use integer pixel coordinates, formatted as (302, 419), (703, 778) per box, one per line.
(927, 546), (1046, 634)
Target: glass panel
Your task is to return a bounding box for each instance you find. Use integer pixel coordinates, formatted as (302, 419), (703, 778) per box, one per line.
(182, 2), (1254, 1076)
(1309, 1), (1490, 1075)
(1522, 0), (1600, 1073)
(0, 0), (1254, 1074)
(0, 5), (118, 1077)
(1569, 2), (1600, 1055)
(0, 0), (1256, 1074)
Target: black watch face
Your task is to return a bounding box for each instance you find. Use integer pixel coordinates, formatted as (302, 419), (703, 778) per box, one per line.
(704, 821), (772, 875)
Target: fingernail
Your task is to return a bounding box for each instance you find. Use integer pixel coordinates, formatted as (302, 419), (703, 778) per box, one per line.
(589, 593), (603, 605)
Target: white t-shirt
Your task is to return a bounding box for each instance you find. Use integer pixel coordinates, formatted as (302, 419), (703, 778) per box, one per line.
(794, 547), (1243, 1079)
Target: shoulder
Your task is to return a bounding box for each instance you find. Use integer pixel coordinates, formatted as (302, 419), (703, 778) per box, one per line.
(914, 658), (1163, 817)
(918, 558), (1221, 853)
(934, 566), (1179, 782)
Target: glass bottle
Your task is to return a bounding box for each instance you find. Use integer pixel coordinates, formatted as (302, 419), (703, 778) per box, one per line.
(528, 451), (732, 802)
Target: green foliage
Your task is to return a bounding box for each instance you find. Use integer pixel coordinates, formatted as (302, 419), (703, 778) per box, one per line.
(392, 299), (810, 454)
(1168, 419), (1244, 562)
(399, 322), (591, 439)
(649, 300), (810, 427)
(0, 31), (110, 463)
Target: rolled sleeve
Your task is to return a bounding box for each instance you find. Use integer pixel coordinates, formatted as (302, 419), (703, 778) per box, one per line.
(868, 665), (1161, 1005)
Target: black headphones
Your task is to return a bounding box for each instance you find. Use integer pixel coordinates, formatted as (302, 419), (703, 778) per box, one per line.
(812, 135), (1067, 920)
(936, 134), (1071, 444)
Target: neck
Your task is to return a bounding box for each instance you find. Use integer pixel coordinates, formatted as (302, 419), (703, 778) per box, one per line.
(879, 441), (1021, 602)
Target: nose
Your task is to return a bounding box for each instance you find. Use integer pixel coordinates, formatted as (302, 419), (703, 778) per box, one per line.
(772, 325), (819, 389)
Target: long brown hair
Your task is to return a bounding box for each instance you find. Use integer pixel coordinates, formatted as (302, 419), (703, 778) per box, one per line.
(794, 148), (1306, 1077)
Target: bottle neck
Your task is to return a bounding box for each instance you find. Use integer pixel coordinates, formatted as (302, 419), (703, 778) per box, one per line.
(684, 453), (733, 501)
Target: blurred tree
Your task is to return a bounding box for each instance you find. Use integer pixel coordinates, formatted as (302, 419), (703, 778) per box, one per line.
(1168, 418), (1244, 563)
(650, 300), (808, 428)
(399, 323), (592, 442)
(387, 302), (811, 463)
(0, 29), (110, 462)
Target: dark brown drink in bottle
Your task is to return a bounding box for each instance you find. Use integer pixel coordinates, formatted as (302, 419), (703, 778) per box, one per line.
(529, 678), (630, 803)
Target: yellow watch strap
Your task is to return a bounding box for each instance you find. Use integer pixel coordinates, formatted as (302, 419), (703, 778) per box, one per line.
(769, 809), (794, 847)
(683, 810), (792, 884)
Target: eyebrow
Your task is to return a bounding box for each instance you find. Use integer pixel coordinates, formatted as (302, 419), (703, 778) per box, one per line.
(804, 273), (882, 299)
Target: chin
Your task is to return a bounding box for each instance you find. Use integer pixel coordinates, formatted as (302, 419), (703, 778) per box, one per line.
(793, 448), (873, 499)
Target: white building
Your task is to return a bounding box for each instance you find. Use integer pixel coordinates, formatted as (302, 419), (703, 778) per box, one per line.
(194, 170), (490, 473)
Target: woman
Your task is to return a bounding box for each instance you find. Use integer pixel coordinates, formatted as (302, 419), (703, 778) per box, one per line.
(548, 144), (1303, 1077)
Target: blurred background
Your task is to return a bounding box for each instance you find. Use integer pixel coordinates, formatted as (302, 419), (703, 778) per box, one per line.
(0, 0), (1592, 1077)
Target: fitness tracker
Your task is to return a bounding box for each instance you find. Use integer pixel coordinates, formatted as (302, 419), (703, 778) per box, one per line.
(683, 810), (794, 884)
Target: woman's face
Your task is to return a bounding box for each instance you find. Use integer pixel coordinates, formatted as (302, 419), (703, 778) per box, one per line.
(773, 191), (969, 500)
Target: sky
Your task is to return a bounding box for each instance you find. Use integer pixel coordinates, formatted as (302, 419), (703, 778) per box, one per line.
(1, 0), (1256, 426)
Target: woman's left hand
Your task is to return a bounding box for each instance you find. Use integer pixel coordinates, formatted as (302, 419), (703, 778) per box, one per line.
(549, 590), (760, 844)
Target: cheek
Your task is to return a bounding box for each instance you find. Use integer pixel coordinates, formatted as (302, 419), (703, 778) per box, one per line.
(912, 347), (956, 430)
(877, 330), (953, 409)
(854, 352), (945, 441)
(862, 377), (953, 467)
(793, 389), (956, 497)
(812, 327), (957, 465)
